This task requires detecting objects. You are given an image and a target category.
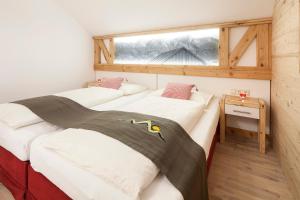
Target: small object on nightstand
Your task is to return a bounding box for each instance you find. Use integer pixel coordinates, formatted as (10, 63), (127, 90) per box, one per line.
(86, 81), (99, 88)
(239, 90), (247, 102)
(219, 95), (266, 153)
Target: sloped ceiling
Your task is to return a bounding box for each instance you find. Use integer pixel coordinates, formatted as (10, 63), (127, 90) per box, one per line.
(54, 0), (274, 36)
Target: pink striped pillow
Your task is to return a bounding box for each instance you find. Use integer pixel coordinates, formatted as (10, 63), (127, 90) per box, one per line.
(161, 83), (195, 100)
(97, 77), (124, 89)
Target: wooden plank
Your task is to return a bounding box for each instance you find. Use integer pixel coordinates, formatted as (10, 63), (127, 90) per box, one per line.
(256, 24), (269, 68)
(229, 26), (258, 66)
(94, 40), (101, 64)
(272, 0), (300, 198)
(219, 27), (229, 66)
(98, 39), (112, 64)
(94, 17), (272, 39)
(226, 126), (258, 139)
(225, 95), (260, 108)
(109, 38), (115, 64)
(268, 24), (272, 69)
(94, 64), (272, 80)
(259, 99), (266, 153)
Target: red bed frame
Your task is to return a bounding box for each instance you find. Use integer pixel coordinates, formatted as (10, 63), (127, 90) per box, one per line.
(26, 129), (219, 200)
(0, 146), (28, 200)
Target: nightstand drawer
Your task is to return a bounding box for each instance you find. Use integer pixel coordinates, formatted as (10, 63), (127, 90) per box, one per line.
(225, 104), (259, 119)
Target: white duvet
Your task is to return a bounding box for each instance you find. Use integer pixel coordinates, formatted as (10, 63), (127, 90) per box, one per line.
(0, 87), (123, 129)
(39, 96), (205, 199)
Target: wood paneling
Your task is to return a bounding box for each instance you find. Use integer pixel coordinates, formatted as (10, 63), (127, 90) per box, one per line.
(219, 27), (229, 66)
(97, 39), (112, 64)
(229, 26), (257, 66)
(257, 24), (270, 69)
(94, 40), (100, 64)
(95, 64), (272, 80)
(94, 18), (272, 80)
(271, 0), (300, 199)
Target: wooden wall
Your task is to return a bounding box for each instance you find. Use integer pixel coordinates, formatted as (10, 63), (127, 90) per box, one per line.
(271, 0), (300, 199)
(94, 18), (272, 80)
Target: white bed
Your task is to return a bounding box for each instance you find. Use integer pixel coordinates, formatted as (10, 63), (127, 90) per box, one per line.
(0, 90), (151, 161)
(30, 98), (220, 200)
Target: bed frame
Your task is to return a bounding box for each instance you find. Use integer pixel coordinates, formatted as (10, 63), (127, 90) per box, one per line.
(0, 147), (28, 200)
(25, 125), (219, 200)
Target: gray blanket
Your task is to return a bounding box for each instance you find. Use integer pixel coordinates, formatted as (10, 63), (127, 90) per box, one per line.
(15, 95), (208, 200)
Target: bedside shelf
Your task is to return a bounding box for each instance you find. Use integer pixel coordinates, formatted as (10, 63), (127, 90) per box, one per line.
(220, 95), (266, 153)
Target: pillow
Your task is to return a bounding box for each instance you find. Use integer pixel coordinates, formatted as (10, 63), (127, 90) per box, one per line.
(98, 77), (124, 89)
(161, 83), (194, 100)
(119, 83), (147, 95)
(151, 88), (214, 106)
(190, 90), (214, 106)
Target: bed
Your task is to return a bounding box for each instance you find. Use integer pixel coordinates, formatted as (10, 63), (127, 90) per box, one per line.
(0, 88), (150, 200)
(27, 97), (220, 200)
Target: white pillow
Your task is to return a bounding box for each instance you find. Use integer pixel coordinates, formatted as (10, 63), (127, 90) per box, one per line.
(190, 90), (214, 106)
(150, 88), (213, 106)
(119, 83), (147, 96)
(0, 103), (42, 129)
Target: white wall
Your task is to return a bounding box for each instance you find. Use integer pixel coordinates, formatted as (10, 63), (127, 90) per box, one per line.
(0, 0), (95, 103)
(54, 0), (274, 35)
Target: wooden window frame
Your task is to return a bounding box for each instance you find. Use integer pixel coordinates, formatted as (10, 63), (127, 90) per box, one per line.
(93, 17), (272, 80)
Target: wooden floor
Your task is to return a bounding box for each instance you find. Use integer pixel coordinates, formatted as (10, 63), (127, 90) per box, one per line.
(208, 134), (294, 200)
(0, 134), (294, 200)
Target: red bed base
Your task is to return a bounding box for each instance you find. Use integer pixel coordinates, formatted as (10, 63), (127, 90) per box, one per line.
(0, 146), (28, 200)
(26, 130), (219, 200)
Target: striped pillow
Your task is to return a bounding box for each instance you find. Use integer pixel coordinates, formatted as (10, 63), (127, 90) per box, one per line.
(161, 83), (194, 100)
(98, 77), (124, 89)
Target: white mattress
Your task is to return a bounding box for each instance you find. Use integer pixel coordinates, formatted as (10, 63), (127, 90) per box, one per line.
(0, 91), (151, 161)
(30, 98), (220, 200)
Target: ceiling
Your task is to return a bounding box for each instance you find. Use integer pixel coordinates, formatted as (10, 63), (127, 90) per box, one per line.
(54, 0), (275, 36)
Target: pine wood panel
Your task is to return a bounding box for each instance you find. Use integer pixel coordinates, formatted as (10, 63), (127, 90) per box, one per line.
(229, 26), (257, 66)
(271, 0), (300, 199)
(94, 18), (272, 80)
(98, 39), (113, 64)
(94, 40), (100, 64)
(95, 64), (272, 80)
(256, 24), (269, 69)
(219, 27), (229, 66)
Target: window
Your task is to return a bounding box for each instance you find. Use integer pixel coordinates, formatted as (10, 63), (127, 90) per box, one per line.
(114, 28), (219, 66)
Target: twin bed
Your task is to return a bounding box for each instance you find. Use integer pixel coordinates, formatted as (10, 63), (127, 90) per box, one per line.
(0, 82), (220, 200)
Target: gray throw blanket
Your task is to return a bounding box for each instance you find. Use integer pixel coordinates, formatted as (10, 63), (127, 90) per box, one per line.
(15, 95), (208, 200)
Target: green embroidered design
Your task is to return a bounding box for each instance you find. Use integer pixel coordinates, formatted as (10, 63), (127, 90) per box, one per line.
(131, 119), (165, 142)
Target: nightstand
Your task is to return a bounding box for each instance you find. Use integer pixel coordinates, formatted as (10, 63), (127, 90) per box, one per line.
(219, 95), (266, 153)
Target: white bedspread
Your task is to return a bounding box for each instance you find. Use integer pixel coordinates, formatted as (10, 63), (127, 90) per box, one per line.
(37, 96), (205, 199)
(30, 98), (220, 200)
(0, 91), (151, 161)
(0, 87), (123, 129)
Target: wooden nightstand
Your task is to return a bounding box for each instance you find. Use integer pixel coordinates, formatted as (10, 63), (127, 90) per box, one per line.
(219, 95), (266, 153)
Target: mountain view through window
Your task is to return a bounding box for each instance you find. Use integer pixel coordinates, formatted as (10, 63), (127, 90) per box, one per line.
(114, 28), (219, 66)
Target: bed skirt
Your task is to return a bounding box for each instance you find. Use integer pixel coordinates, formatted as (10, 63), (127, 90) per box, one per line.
(0, 146), (28, 200)
(26, 165), (71, 200)
(26, 129), (219, 200)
